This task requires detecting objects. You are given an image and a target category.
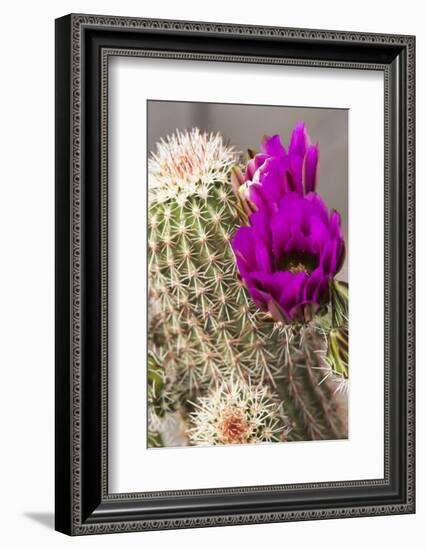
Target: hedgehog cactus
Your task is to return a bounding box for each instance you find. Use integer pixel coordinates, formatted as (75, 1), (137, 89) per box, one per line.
(148, 129), (285, 392)
(147, 126), (348, 447)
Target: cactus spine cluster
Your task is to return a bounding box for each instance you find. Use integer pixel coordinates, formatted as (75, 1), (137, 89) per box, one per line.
(147, 128), (348, 447)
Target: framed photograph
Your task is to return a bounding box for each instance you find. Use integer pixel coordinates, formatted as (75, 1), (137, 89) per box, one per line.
(55, 14), (415, 535)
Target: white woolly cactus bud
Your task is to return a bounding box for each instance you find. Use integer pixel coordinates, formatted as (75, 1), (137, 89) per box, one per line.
(187, 378), (290, 446)
(148, 128), (238, 205)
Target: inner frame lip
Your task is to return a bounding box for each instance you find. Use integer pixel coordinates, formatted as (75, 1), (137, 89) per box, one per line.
(103, 48), (387, 499)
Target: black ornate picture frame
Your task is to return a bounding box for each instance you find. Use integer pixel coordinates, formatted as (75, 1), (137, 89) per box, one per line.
(55, 13), (415, 535)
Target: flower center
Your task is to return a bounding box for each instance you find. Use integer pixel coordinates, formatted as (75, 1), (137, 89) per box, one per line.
(277, 252), (317, 275)
(218, 409), (250, 444)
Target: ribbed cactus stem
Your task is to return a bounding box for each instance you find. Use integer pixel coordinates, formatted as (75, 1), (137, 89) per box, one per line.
(148, 183), (287, 395)
(276, 328), (348, 441)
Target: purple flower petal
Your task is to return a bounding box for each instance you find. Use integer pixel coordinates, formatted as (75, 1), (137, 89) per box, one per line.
(288, 155), (303, 195)
(307, 217), (330, 256)
(288, 122), (309, 158)
(335, 240), (346, 274)
(261, 134), (286, 157)
(278, 272), (307, 312)
(246, 153), (268, 181)
(250, 210), (272, 248)
(329, 210), (343, 239)
(246, 282), (272, 309)
(320, 239), (338, 275)
(253, 236), (272, 274)
(248, 184), (268, 212)
(231, 227), (257, 278)
(304, 192), (329, 225)
(304, 144), (319, 194)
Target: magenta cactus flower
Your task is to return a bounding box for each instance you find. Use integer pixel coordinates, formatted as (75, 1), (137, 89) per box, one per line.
(232, 122), (319, 218)
(231, 190), (345, 324)
(231, 122), (345, 324)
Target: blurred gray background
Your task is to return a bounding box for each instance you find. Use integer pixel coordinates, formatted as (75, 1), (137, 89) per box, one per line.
(147, 101), (348, 282)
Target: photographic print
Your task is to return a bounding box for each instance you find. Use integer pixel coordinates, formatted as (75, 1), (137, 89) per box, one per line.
(147, 101), (349, 448)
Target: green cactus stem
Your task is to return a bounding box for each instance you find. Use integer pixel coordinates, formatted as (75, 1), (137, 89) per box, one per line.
(275, 328), (348, 441)
(330, 279), (349, 328)
(326, 327), (349, 379)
